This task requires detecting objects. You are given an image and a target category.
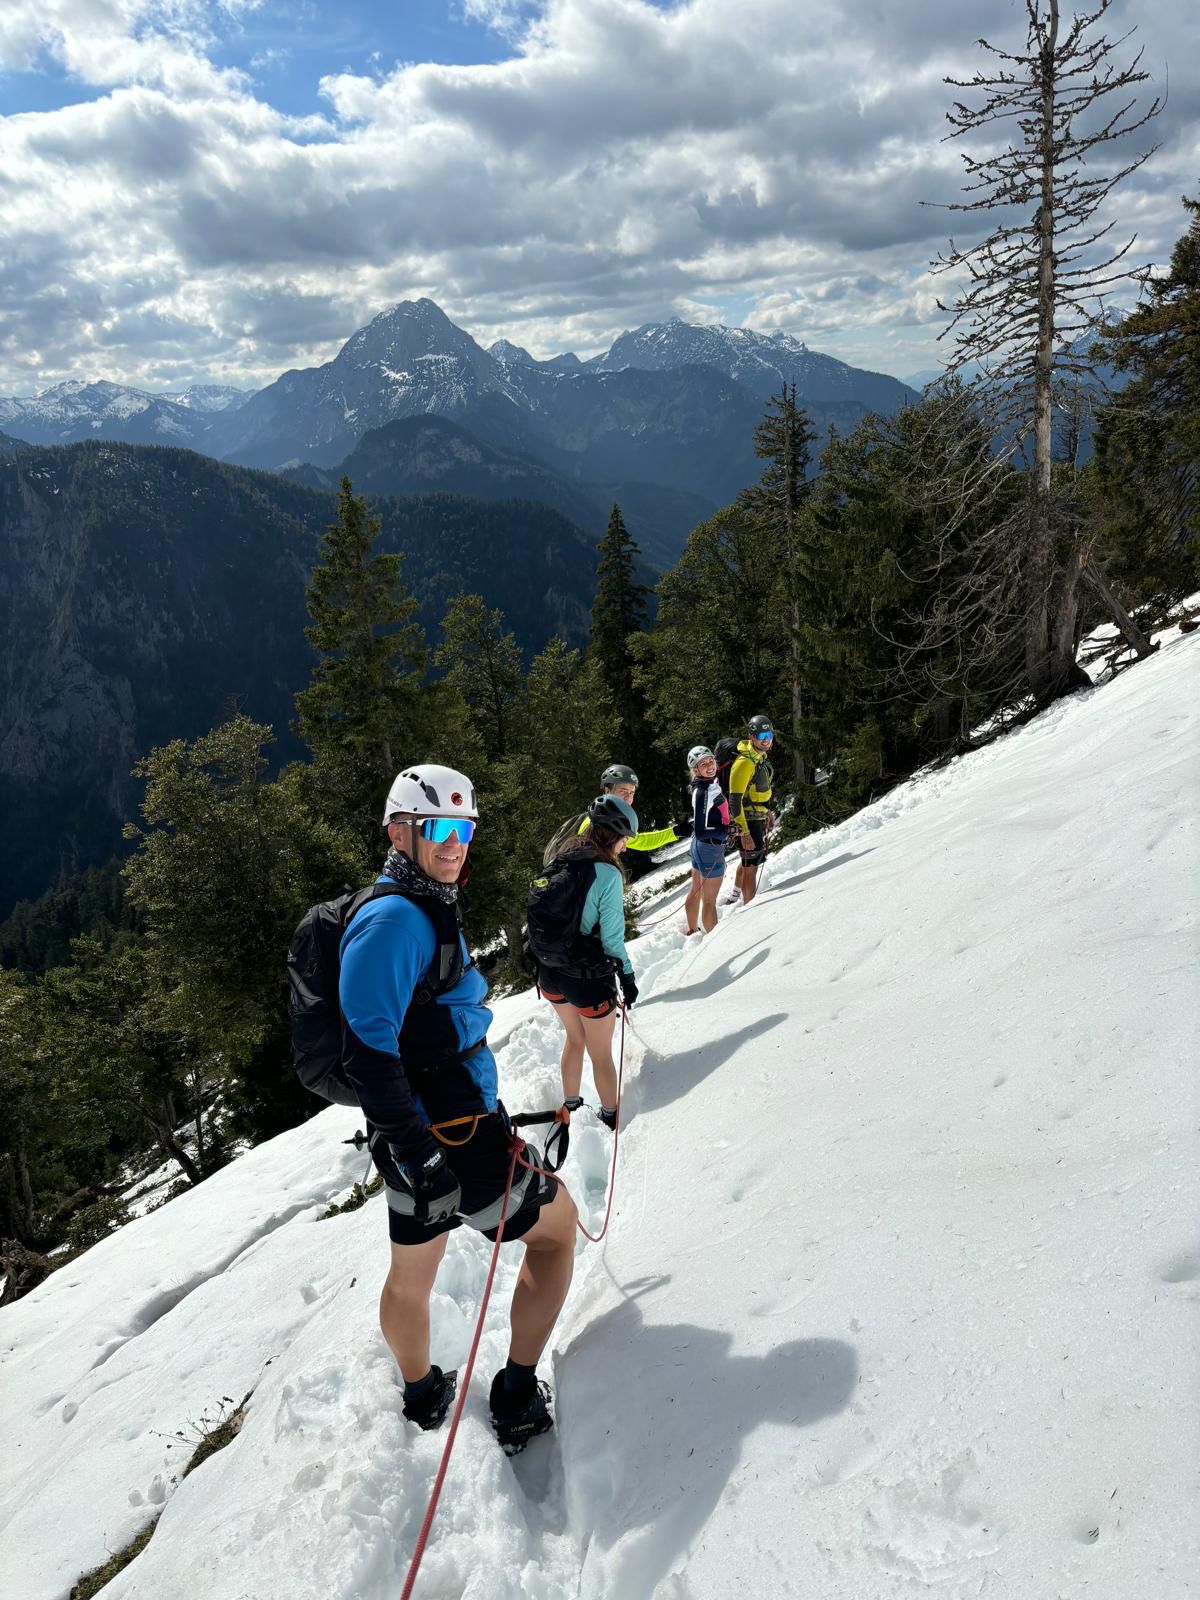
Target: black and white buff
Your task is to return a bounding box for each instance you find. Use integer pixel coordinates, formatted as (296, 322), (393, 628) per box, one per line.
(382, 845), (459, 906)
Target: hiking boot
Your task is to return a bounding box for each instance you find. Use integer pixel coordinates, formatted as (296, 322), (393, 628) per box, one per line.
(402, 1366), (457, 1431)
(489, 1368), (554, 1455)
(721, 887), (741, 906)
(597, 1106), (618, 1132)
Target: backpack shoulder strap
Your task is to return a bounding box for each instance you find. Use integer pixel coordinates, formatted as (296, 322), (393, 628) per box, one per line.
(341, 882), (464, 1004)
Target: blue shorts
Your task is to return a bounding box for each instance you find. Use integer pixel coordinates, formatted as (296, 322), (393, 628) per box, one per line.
(690, 837), (726, 880)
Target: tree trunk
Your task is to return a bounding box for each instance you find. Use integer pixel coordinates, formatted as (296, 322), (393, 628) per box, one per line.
(0, 1239), (53, 1306)
(504, 918), (526, 974)
(781, 386), (809, 787)
(790, 611), (807, 786)
(1080, 556), (1157, 659)
(193, 1073), (206, 1175)
(1026, 0), (1064, 704)
(16, 1144), (36, 1242)
(2, 1150), (34, 1247)
(149, 1099), (203, 1186)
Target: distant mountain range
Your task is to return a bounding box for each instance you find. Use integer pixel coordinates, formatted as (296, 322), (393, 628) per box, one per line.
(0, 303), (918, 562)
(0, 380), (246, 447)
(0, 439), (605, 915)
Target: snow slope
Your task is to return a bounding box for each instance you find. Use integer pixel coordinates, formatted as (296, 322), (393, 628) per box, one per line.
(2, 633), (1197, 1600)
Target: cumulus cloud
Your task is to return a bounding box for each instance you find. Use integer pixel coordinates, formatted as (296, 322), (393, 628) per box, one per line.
(0, 0), (1195, 392)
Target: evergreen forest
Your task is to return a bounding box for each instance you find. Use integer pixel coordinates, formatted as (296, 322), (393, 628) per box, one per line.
(1, 191), (1195, 1306)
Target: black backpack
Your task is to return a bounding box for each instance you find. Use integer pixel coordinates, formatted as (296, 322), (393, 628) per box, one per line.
(525, 846), (617, 981)
(713, 736), (741, 798)
(287, 883), (466, 1105)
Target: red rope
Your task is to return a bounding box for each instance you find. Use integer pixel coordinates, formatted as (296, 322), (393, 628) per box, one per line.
(516, 1004), (626, 1245)
(397, 1007), (629, 1595)
(398, 1141), (520, 1600)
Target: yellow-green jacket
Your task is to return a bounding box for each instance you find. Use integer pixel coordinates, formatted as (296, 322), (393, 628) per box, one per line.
(542, 812), (681, 868)
(728, 740), (773, 831)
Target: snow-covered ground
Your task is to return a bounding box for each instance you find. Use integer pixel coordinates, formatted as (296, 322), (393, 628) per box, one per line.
(2, 630), (1197, 1600)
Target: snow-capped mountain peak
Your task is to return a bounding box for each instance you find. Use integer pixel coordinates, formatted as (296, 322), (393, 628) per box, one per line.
(489, 339), (538, 368)
(593, 316), (907, 406)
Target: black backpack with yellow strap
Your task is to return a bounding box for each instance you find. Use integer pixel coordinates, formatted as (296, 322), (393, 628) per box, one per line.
(524, 843), (618, 980)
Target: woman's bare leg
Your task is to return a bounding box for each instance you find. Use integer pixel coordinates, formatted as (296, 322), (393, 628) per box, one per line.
(700, 875), (721, 931)
(551, 999), (587, 1100)
(580, 1008), (619, 1108)
(683, 868), (703, 932)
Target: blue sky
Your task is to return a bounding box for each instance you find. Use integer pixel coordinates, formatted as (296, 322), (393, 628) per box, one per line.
(0, 2), (515, 116)
(0, 0), (1194, 393)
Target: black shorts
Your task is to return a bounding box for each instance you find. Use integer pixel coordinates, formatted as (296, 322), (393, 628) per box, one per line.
(538, 965), (618, 1018)
(739, 817), (768, 867)
(376, 1113), (557, 1247)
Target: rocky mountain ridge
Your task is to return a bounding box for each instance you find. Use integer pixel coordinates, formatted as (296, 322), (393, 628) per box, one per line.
(0, 380), (246, 447)
(3, 303), (916, 508)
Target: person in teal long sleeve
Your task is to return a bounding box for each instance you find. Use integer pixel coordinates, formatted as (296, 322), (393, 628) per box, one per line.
(532, 794), (639, 1131)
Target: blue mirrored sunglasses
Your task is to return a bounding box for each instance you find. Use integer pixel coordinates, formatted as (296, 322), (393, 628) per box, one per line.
(418, 817), (476, 844)
(755, 731), (774, 743)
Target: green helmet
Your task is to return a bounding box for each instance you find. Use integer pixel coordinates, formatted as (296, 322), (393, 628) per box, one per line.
(601, 762), (639, 789)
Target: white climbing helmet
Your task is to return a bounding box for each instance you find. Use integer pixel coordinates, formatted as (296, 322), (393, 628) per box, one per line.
(382, 764), (479, 825)
(687, 745), (714, 770)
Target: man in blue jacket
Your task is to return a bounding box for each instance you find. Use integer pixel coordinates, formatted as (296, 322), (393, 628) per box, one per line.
(339, 763), (578, 1453)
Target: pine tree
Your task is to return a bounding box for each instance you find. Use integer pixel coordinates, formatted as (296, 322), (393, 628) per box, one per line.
(590, 504), (661, 802)
(798, 387), (1014, 815)
(737, 384), (819, 782)
(637, 504), (787, 760)
(294, 478), (430, 841)
(434, 595), (525, 763)
(122, 715), (363, 1140)
(1091, 197), (1200, 609)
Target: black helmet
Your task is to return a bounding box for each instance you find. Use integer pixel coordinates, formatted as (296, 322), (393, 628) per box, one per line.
(587, 794), (639, 837)
(600, 762), (639, 789)
(747, 714), (774, 737)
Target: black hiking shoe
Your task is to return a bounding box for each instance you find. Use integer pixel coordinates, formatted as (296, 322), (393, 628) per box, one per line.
(597, 1106), (618, 1132)
(402, 1366), (457, 1431)
(489, 1369), (554, 1455)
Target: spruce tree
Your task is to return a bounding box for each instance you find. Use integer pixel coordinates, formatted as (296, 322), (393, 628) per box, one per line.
(737, 384), (819, 783)
(294, 478), (430, 842)
(122, 715), (363, 1140)
(434, 595), (525, 764)
(1091, 197), (1200, 609)
(590, 505), (660, 803)
(638, 504), (786, 761)
(797, 388), (1011, 818)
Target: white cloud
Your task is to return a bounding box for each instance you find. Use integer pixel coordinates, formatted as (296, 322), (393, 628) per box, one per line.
(0, 0), (1195, 392)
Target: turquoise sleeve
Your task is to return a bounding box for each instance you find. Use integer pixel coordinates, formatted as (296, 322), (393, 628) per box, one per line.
(581, 864), (633, 975)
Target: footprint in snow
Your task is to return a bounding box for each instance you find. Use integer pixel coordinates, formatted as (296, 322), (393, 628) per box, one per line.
(861, 1451), (1000, 1582)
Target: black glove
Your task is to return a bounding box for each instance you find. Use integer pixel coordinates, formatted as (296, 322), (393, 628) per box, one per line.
(394, 1139), (461, 1225)
(619, 971), (639, 1009)
(674, 817), (694, 839)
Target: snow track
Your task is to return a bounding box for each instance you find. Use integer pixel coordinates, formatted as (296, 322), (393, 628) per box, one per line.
(2, 628), (1197, 1600)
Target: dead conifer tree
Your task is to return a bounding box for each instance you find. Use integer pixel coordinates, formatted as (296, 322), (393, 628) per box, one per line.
(927, 0), (1162, 706)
